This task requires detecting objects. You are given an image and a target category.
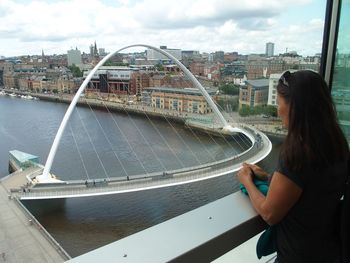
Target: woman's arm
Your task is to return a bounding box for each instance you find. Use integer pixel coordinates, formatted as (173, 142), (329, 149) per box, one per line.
(244, 162), (269, 180)
(237, 165), (302, 225)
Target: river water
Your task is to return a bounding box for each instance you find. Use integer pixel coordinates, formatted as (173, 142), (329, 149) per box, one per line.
(0, 95), (282, 257)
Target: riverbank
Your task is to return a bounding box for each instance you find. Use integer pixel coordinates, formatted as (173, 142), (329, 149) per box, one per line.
(1, 89), (230, 137)
(0, 88), (286, 139)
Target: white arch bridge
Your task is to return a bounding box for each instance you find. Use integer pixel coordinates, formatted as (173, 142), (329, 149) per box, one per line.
(7, 44), (272, 200)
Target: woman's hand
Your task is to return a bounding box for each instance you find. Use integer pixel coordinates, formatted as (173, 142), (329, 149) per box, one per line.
(243, 163), (269, 181)
(237, 163), (254, 186)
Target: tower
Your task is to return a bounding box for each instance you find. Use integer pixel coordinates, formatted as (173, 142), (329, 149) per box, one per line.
(265, 42), (274, 57)
(94, 41), (98, 56)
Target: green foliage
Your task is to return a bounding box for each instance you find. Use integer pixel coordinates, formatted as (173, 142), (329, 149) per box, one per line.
(217, 96), (239, 112)
(155, 63), (164, 71)
(52, 89), (58, 94)
(104, 61), (129, 67)
(219, 83), (239, 95)
(239, 105), (277, 117)
(68, 64), (83, 77)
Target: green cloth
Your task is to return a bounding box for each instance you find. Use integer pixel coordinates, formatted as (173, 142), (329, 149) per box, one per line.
(239, 178), (269, 196)
(239, 178), (276, 259)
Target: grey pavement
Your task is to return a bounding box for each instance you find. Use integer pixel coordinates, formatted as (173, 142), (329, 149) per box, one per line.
(0, 181), (68, 263)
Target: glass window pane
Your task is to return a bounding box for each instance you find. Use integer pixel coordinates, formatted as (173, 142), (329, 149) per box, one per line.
(332, 1), (350, 142)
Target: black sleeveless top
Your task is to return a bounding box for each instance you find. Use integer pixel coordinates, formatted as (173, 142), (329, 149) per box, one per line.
(275, 158), (347, 263)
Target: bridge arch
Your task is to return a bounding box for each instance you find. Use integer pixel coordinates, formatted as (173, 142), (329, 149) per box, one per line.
(37, 44), (254, 182)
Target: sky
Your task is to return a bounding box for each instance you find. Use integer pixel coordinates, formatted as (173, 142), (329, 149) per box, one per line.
(0, 0), (328, 57)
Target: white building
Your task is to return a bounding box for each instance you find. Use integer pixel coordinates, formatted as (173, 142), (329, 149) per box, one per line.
(99, 48), (106, 56)
(83, 66), (133, 81)
(268, 70), (297, 106)
(146, 46), (182, 62)
(267, 73), (280, 106)
(67, 48), (82, 67)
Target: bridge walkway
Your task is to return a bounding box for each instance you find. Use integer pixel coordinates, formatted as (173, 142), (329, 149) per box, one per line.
(0, 174), (70, 262)
(7, 126), (271, 200)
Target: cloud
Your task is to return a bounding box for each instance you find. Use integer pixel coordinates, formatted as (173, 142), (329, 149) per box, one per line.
(130, 0), (293, 29)
(0, 0), (324, 57)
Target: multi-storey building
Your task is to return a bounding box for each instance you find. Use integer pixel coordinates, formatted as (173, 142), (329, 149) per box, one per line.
(224, 52), (239, 63)
(149, 74), (166, 87)
(130, 71), (150, 96)
(85, 66), (133, 95)
(84, 66), (152, 96)
(146, 46), (182, 62)
(220, 61), (247, 82)
(149, 74), (192, 88)
(246, 58), (286, 79)
(148, 87), (217, 114)
(67, 48), (82, 67)
(189, 62), (205, 77)
(0, 60), (14, 86)
(181, 50), (200, 60)
(239, 79), (269, 108)
(265, 42), (275, 57)
(3, 64), (80, 93)
(213, 51), (225, 63)
(267, 73), (281, 106)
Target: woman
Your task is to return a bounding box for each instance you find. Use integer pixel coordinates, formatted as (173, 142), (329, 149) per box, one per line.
(237, 70), (349, 263)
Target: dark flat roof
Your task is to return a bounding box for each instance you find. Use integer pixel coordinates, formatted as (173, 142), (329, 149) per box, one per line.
(246, 79), (269, 88)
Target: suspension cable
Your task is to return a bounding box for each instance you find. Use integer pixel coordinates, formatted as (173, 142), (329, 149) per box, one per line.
(69, 123), (90, 180)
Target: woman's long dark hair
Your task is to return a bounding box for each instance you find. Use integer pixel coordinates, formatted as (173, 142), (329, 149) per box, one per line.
(277, 70), (349, 171)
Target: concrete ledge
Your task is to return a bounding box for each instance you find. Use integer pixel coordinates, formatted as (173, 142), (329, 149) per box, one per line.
(66, 191), (267, 263)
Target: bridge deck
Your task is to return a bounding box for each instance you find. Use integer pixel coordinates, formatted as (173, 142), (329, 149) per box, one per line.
(1, 166), (41, 192)
(7, 126), (272, 200)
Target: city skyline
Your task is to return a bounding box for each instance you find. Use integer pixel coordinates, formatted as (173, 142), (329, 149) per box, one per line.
(0, 0), (326, 57)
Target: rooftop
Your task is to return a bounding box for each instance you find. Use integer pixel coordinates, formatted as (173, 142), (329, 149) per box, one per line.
(145, 87), (217, 96)
(246, 79), (269, 88)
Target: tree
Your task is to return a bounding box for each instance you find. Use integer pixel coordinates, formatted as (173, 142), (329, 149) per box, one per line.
(104, 61), (129, 67)
(155, 63), (164, 71)
(68, 64), (83, 77)
(217, 96), (239, 112)
(239, 105), (277, 117)
(219, 83), (239, 95)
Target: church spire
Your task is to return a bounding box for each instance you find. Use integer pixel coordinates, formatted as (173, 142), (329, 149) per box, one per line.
(94, 41), (98, 56)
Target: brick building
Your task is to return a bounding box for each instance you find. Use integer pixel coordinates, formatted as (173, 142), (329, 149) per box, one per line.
(148, 87), (217, 114)
(239, 79), (269, 108)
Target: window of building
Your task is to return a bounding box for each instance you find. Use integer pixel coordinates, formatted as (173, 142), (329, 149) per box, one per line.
(193, 102), (198, 113)
(173, 100), (178, 110)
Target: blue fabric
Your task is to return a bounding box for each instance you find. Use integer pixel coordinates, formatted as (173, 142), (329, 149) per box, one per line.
(240, 178), (273, 259)
(240, 178), (269, 196)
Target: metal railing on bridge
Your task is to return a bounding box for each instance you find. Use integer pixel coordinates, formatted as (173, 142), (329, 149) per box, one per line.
(12, 125), (271, 200)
